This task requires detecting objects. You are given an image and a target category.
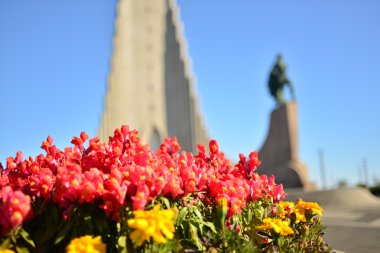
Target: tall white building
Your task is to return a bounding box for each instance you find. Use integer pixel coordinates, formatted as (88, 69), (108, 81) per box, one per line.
(98, 0), (209, 152)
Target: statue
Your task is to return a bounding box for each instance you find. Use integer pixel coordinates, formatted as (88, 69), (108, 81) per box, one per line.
(260, 55), (315, 189)
(268, 54), (295, 105)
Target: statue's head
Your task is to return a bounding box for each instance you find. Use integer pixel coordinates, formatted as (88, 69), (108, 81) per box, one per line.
(276, 54), (284, 65)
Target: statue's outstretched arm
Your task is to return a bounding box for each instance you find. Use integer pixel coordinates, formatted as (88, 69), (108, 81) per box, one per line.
(287, 80), (296, 100)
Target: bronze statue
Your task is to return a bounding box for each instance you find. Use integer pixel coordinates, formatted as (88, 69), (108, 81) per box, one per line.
(268, 54), (295, 105)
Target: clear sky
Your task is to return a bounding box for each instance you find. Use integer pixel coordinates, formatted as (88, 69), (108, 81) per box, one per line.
(1, 0), (379, 189)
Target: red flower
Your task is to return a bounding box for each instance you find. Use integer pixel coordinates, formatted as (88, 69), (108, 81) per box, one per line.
(0, 124), (287, 226)
(71, 131), (89, 151)
(209, 140), (219, 155)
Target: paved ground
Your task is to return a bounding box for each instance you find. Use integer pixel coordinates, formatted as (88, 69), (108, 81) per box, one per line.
(323, 206), (380, 253)
(286, 187), (380, 253)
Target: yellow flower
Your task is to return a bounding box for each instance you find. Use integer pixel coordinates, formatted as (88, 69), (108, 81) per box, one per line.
(0, 250), (16, 253)
(277, 201), (295, 218)
(256, 218), (294, 236)
(66, 235), (106, 253)
(216, 197), (228, 227)
(294, 199), (323, 222)
(128, 204), (177, 246)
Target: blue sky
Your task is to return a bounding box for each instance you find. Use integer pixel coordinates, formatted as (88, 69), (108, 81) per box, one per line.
(1, 1), (379, 188)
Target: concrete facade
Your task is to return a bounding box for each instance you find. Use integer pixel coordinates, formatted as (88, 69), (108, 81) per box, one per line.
(258, 102), (315, 189)
(98, 0), (209, 152)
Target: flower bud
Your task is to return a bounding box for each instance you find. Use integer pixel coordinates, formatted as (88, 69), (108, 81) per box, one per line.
(271, 205), (277, 216)
(216, 197), (228, 228)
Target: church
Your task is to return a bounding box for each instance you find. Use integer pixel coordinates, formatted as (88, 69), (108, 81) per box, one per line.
(98, 0), (209, 152)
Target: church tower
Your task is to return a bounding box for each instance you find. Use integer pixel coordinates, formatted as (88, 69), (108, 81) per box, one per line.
(98, 0), (209, 152)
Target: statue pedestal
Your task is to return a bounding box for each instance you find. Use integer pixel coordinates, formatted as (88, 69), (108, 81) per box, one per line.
(258, 101), (315, 190)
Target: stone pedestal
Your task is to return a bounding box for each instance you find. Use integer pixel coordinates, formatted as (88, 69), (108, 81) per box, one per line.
(258, 101), (315, 190)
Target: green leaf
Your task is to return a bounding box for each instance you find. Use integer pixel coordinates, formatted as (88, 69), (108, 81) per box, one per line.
(119, 247), (127, 253)
(247, 206), (253, 223)
(118, 235), (126, 249)
(254, 206), (264, 221)
(95, 215), (109, 234)
(193, 208), (203, 221)
(162, 197), (170, 209)
(37, 225), (57, 244)
(50, 205), (59, 225)
(54, 220), (73, 245)
(189, 223), (198, 242)
(177, 207), (188, 223)
(16, 246), (29, 253)
(19, 229), (35, 247)
(10, 228), (18, 243)
(203, 221), (217, 233)
(189, 223), (203, 250)
(0, 238), (11, 250)
(83, 214), (94, 232)
(178, 239), (196, 250)
(198, 223), (204, 235)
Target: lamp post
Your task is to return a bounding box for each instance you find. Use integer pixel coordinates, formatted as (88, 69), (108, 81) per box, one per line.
(363, 158), (369, 187)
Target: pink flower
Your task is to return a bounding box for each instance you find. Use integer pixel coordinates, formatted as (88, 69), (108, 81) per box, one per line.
(28, 167), (55, 199)
(131, 185), (150, 210)
(162, 174), (184, 199)
(0, 186), (31, 234)
(80, 168), (104, 203)
(271, 184), (286, 202)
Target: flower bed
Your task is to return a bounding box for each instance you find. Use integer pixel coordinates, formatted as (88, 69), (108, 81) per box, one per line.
(0, 125), (331, 252)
